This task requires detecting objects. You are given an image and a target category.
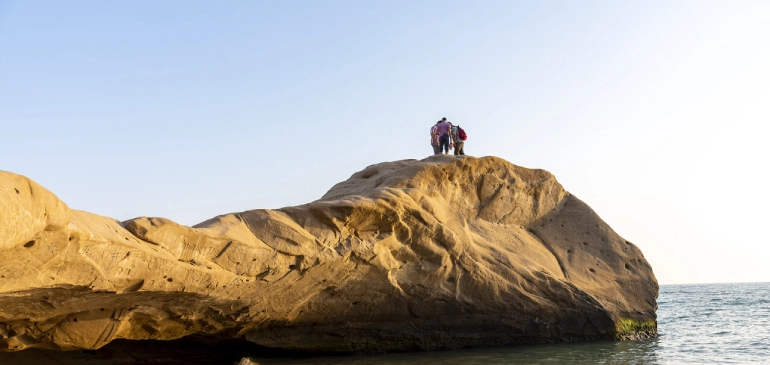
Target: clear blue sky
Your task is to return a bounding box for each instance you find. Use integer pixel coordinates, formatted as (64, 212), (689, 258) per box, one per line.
(2, 1), (768, 285)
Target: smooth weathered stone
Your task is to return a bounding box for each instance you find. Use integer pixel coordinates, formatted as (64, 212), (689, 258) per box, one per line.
(0, 155), (657, 353)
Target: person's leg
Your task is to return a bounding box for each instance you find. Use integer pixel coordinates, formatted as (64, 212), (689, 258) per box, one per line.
(459, 142), (465, 155)
(454, 141), (459, 155)
(432, 143), (439, 155)
(440, 134), (449, 154)
(444, 135), (450, 154)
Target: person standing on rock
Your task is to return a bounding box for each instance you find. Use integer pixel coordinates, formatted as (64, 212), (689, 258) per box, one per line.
(447, 120), (455, 152)
(452, 123), (466, 156)
(437, 118), (452, 155)
(430, 121), (441, 155)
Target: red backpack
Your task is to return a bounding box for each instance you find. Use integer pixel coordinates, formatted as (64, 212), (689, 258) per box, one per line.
(457, 126), (467, 141)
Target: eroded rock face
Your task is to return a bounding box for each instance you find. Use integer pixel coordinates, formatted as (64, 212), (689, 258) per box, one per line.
(0, 156), (658, 353)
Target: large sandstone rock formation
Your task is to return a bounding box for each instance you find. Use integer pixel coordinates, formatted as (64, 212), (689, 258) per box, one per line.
(0, 156), (657, 353)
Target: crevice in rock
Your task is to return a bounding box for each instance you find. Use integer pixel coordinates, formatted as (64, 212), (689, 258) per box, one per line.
(527, 229), (569, 280)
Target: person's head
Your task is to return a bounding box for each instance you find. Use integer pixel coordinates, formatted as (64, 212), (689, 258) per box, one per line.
(442, 118), (447, 121)
(437, 120), (441, 124)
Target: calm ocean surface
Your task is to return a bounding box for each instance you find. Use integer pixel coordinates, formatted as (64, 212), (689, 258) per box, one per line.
(244, 282), (770, 365)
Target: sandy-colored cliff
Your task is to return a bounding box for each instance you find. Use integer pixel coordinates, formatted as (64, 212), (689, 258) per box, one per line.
(0, 156), (657, 353)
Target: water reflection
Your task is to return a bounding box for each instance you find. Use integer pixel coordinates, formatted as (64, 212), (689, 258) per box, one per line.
(244, 340), (661, 365)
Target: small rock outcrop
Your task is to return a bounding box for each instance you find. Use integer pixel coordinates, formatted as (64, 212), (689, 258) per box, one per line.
(0, 156), (658, 353)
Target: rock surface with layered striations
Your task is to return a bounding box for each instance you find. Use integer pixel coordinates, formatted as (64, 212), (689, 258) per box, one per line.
(0, 156), (658, 353)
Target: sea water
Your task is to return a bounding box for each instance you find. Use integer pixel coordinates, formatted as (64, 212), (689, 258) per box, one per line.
(243, 282), (770, 365)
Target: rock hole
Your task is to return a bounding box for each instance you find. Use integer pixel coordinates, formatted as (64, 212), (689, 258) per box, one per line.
(14, 188), (20, 194)
(23, 240), (35, 248)
(352, 302), (359, 305)
(589, 268), (595, 273)
(100, 308), (105, 311)
(582, 242), (588, 246)
(624, 263), (630, 270)
(123, 279), (145, 292)
(73, 318), (78, 323)
(236, 262), (240, 265)
(124, 237), (129, 241)
(166, 278), (173, 282)
(69, 236), (74, 241)
(289, 265), (297, 270)
(567, 249), (572, 254)
(322, 279), (327, 283)
(252, 258), (257, 261)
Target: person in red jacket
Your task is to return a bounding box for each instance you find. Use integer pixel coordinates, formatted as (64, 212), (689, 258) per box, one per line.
(452, 124), (465, 156)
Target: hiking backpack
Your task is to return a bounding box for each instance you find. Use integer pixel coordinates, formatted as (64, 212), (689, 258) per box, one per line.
(457, 126), (467, 141)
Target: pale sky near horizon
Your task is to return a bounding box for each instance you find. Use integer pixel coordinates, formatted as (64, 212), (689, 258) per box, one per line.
(1, 1), (768, 285)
